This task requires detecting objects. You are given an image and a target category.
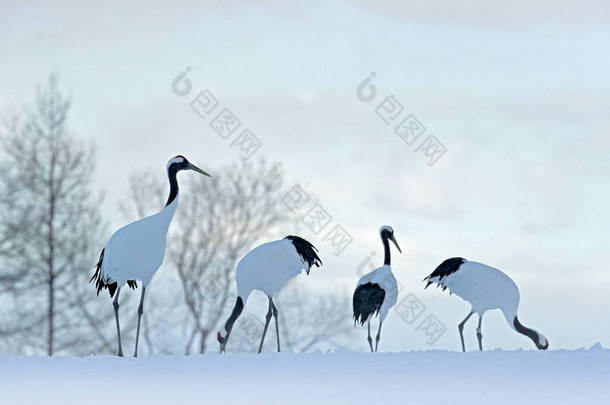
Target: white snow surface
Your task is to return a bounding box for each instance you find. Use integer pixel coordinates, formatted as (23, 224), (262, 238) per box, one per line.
(2, 348), (609, 404)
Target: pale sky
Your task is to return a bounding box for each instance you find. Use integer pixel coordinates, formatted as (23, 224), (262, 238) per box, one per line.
(1, 0), (609, 352)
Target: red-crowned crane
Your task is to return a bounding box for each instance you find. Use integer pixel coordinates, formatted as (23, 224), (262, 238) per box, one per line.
(424, 258), (549, 351)
(217, 236), (322, 353)
(90, 155), (211, 357)
(353, 226), (402, 352)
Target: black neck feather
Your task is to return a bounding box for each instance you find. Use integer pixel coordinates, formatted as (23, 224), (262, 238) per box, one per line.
(383, 236), (391, 266)
(166, 165), (179, 206)
(513, 316), (538, 346)
(285, 236), (322, 273)
(225, 297), (244, 335)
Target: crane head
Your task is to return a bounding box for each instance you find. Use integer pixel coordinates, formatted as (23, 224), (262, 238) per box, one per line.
(217, 329), (228, 353)
(536, 333), (549, 350)
(167, 155), (211, 177)
(380, 225), (402, 253)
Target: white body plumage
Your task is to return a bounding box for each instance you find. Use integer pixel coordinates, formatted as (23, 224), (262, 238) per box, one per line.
(236, 238), (311, 300)
(427, 260), (520, 327)
(101, 199), (177, 287)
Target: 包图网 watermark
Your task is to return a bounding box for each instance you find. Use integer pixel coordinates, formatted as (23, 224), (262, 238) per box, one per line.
(262, 164), (354, 256)
(172, 67), (263, 160)
(356, 72), (447, 166)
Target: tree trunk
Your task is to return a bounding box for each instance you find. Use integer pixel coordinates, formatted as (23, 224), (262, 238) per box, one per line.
(47, 149), (56, 356)
(47, 200), (55, 356)
(47, 270), (54, 356)
(199, 329), (208, 354)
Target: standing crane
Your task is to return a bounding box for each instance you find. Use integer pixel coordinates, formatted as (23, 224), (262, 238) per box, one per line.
(424, 257), (549, 351)
(353, 226), (402, 352)
(90, 155), (211, 357)
(217, 236), (322, 353)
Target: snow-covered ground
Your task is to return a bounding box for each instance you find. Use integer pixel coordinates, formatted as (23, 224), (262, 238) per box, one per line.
(2, 346), (609, 404)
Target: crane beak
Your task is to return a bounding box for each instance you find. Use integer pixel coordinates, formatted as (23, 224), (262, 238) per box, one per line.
(189, 163), (211, 177)
(390, 235), (402, 253)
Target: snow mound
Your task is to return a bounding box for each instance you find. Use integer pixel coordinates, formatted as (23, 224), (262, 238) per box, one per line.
(1, 349), (609, 404)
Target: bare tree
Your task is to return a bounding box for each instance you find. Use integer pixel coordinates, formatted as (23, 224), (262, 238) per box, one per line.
(123, 159), (355, 354)
(0, 75), (113, 355)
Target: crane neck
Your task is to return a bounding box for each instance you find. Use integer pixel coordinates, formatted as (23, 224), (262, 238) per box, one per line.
(166, 165), (180, 206)
(223, 297), (244, 337)
(513, 316), (540, 347)
(382, 236), (391, 266)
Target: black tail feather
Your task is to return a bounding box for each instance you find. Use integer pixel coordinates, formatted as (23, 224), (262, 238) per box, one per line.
(285, 236), (322, 274)
(353, 282), (385, 326)
(107, 282), (117, 298)
(89, 248), (108, 297)
(89, 248), (138, 298)
(423, 257), (466, 291)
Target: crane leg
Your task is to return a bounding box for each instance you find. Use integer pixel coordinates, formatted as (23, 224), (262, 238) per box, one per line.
(458, 311), (474, 352)
(367, 320), (374, 352)
(270, 298), (280, 352)
(375, 320), (383, 352)
(477, 314), (483, 352)
(257, 299), (273, 354)
(134, 286), (146, 358)
(113, 287), (123, 357)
